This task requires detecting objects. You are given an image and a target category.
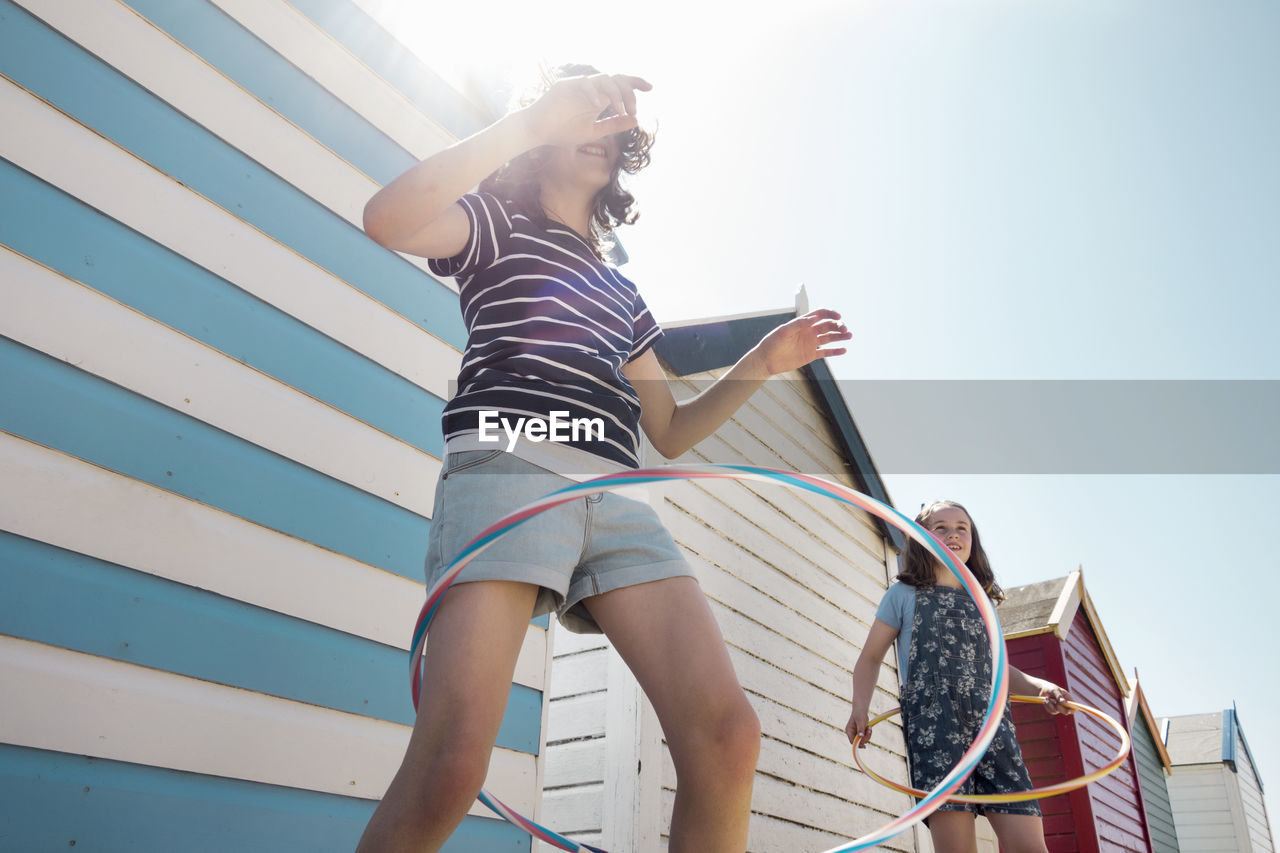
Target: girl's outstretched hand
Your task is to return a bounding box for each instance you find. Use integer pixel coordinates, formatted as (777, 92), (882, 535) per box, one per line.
(521, 73), (652, 148)
(751, 309), (852, 377)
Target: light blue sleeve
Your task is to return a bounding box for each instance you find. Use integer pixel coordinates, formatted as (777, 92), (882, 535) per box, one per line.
(874, 582), (914, 686)
(875, 582), (907, 629)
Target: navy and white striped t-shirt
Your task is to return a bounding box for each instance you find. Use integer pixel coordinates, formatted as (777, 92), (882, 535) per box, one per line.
(428, 192), (663, 469)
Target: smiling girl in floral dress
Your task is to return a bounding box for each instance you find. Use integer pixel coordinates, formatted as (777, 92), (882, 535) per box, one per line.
(846, 500), (1074, 853)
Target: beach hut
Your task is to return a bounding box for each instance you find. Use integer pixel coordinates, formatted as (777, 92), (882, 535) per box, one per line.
(540, 301), (914, 852)
(999, 570), (1150, 853)
(1126, 675), (1182, 853)
(0, 2), (547, 849)
(1162, 708), (1274, 853)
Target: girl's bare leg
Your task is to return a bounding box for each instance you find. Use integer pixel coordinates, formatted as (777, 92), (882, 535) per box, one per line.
(355, 580), (540, 853)
(987, 812), (1051, 853)
(585, 577), (762, 853)
(927, 811), (980, 853)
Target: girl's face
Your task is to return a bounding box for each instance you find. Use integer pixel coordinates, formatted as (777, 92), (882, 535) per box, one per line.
(542, 133), (620, 194)
(926, 506), (973, 571)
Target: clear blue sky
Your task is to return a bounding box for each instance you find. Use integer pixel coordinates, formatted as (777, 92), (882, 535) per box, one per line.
(380, 0), (1279, 818)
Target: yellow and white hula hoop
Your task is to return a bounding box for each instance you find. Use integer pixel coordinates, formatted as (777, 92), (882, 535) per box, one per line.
(851, 695), (1131, 803)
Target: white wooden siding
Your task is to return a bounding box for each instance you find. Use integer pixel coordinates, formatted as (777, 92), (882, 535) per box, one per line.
(1, 1), (547, 847)
(0, 432), (546, 687)
(1168, 765), (1244, 853)
(0, 247), (440, 516)
(0, 635), (535, 818)
(18, 0), (456, 289)
(1232, 727), (1274, 853)
(207, 0), (456, 160)
(0, 75), (460, 399)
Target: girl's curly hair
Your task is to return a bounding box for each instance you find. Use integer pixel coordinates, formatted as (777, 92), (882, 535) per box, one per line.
(478, 63), (654, 259)
(898, 500), (1006, 603)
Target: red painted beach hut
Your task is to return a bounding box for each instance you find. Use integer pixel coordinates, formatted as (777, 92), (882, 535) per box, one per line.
(1001, 570), (1151, 853)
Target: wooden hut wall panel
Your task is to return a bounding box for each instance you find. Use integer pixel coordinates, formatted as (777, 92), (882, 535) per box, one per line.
(1009, 635), (1066, 777)
(1230, 722), (1274, 853)
(1168, 766), (1243, 853)
(542, 629), (610, 849)
(1132, 711), (1182, 853)
(1061, 609), (1150, 853)
(1009, 632), (1091, 853)
(0, 2), (548, 850)
(646, 369), (903, 851)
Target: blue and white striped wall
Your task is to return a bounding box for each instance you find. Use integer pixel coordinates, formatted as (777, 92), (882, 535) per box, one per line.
(0, 2), (548, 849)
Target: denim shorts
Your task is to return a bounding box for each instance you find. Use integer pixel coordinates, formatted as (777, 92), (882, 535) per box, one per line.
(425, 450), (695, 634)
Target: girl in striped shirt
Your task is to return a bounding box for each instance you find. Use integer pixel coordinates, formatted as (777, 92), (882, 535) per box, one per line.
(357, 66), (850, 853)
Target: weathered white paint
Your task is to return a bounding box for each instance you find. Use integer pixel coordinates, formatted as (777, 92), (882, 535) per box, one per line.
(1168, 765), (1245, 853)
(208, 0), (456, 159)
(0, 635), (533, 819)
(0, 246), (439, 517)
(1232, 725), (1274, 853)
(3, 4), (552, 845)
(0, 432), (547, 691)
(13, 0), (455, 289)
(600, 641), (663, 850)
(0, 75), (460, 399)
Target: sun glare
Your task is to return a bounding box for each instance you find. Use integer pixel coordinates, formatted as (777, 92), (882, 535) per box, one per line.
(364, 0), (647, 116)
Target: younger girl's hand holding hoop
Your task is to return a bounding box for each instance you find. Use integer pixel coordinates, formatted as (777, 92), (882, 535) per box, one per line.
(845, 704), (872, 749)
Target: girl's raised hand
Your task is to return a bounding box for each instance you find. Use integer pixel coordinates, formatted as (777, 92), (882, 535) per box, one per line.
(751, 309), (852, 377)
(521, 73), (652, 148)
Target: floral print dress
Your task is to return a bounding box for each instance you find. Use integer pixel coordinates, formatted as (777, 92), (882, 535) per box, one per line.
(901, 585), (1041, 816)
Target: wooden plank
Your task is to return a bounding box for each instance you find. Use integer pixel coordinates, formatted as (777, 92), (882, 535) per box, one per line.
(659, 788), (916, 853)
(661, 505), (885, 672)
(744, 379), (851, 475)
(546, 692), (606, 744)
(724, 641), (896, 745)
(0, 636), (534, 818)
(706, 571), (896, 705)
(667, 476), (889, 612)
(207, 0), (456, 157)
(722, 380), (848, 476)
(751, 676), (906, 765)
(543, 738), (606, 790)
(0, 432), (548, 690)
(711, 402), (885, 543)
(549, 648), (608, 699)
(551, 626), (609, 657)
(755, 733), (907, 817)
(540, 784), (603, 836)
(693, 551), (879, 689)
(0, 247), (439, 517)
(759, 375), (849, 462)
(675, 422), (886, 562)
(707, 591), (889, 710)
(1093, 796), (1150, 846)
(662, 381), (883, 546)
(748, 813), (897, 853)
(0, 74), (459, 399)
(15, 0), (453, 289)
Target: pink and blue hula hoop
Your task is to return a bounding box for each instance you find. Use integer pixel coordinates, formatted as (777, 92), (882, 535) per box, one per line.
(408, 464), (1009, 853)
